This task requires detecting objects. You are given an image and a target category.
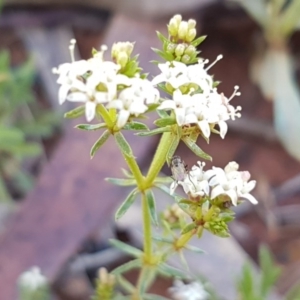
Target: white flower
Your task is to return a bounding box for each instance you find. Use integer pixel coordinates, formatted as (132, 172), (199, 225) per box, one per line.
(18, 266), (47, 291)
(152, 61), (188, 89)
(171, 161), (257, 206)
(107, 78), (159, 128)
(158, 89), (192, 126)
(183, 162), (210, 197)
(209, 162), (257, 206)
(169, 279), (209, 300)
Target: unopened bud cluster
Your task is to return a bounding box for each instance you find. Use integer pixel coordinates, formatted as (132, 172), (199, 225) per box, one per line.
(93, 268), (116, 300)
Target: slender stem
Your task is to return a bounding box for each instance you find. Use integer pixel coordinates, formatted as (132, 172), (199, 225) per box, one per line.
(96, 104), (114, 128)
(145, 132), (173, 186)
(142, 192), (152, 259)
(123, 154), (145, 190)
(175, 230), (195, 249)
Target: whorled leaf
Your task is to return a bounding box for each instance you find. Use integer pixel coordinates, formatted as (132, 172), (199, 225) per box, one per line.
(75, 123), (106, 131)
(191, 35), (207, 47)
(64, 105), (85, 119)
(154, 117), (176, 127)
(109, 239), (143, 258)
(115, 188), (139, 220)
(123, 121), (149, 131)
(182, 136), (212, 161)
(136, 127), (171, 136)
(111, 258), (142, 275)
(114, 132), (133, 157)
(145, 189), (159, 226)
(90, 130), (110, 158)
(105, 177), (137, 186)
(157, 263), (187, 279)
(181, 223), (197, 235)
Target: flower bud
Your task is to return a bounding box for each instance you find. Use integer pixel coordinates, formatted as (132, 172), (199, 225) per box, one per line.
(181, 54), (191, 64)
(178, 21), (188, 40)
(166, 43), (176, 54)
(168, 18), (179, 36)
(188, 19), (196, 29)
(175, 44), (185, 57)
(111, 42), (134, 60)
(116, 51), (129, 68)
(186, 28), (197, 43)
(184, 45), (196, 56)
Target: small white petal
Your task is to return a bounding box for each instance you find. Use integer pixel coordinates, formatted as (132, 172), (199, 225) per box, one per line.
(117, 109), (130, 128)
(170, 181), (178, 195)
(58, 85), (70, 104)
(175, 107), (186, 126)
(218, 120), (228, 139)
(158, 100), (176, 110)
(67, 92), (89, 102)
(85, 101), (96, 122)
(198, 120), (210, 138)
(225, 189), (238, 206)
(210, 185), (225, 199)
(241, 193), (258, 205)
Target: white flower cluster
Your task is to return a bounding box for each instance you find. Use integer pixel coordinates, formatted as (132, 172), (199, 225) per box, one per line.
(18, 266), (47, 291)
(53, 40), (159, 127)
(171, 161), (257, 206)
(152, 58), (242, 139)
(168, 279), (209, 300)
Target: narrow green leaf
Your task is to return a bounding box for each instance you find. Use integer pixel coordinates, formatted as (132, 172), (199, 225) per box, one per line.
(185, 244), (205, 254)
(114, 132), (133, 157)
(106, 178), (137, 186)
(166, 133), (181, 165)
(121, 168), (134, 178)
(64, 105), (85, 119)
(157, 110), (169, 118)
(182, 137), (212, 161)
(109, 239), (143, 258)
(145, 189), (159, 226)
(0, 127), (24, 146)
(152, 48), (174, 61)
(154, 176), (173, 184)
(154, 117), (176, 127)
(111, 258), (142, 275)
(152, 235), (173, 244)
(123, 122), (149, 131)
(115, 188), (139, 220)
(137, 267), (156, 295)
(181, 223), (197, 235)
(75, 123), (106, 131)
(90, 130), (110, 158)
(156, 31), (168, 43)
(158, 263), (186, 279)
(136, 127), (171, 136)
(116, 275), (135, 293)
(191, 35), (207, 47)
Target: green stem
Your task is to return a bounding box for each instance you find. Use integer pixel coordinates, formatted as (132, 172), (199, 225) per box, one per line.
(145, 132), (173, 186)
(96, 104), (114, 128)
(123, 154), (145, 190)
(142, 192), (152, 259)
(176, 229), (195, 249)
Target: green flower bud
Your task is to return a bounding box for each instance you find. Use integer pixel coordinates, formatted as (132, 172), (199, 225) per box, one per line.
(166, 43), (176, 54)
(181, 54), (190, 64)
(168, 18), (179, 36)
(111, 42), (134, 60)
(175, 44), (185, 57)
(186, 28), (197, 43)
(184, 45), (196, 56)
(173, 14), (182, 24)
(178, 21), (188, 40)
(116, 51), (129, 68)
(188, 19), (196, 29)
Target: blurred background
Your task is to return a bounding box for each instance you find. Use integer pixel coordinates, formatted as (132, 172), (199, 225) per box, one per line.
(0, 0), (300, 299)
